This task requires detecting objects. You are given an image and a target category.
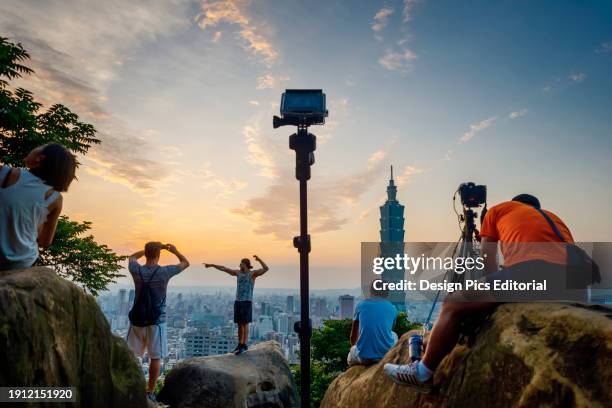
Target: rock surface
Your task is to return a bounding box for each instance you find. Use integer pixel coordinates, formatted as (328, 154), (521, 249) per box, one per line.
(158, 341), (298, 408)
(321, 303), (612, 408)
(0, 267), (147, 408)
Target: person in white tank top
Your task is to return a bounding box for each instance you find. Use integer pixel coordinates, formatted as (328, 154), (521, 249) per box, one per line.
(0, 143), (76, 270)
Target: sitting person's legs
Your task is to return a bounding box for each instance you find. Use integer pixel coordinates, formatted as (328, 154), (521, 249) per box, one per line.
(422, 299), (496, 371)
(348, 331), (398, 367)
(347, 345), (362, 366)
(385, 296), (496, 389)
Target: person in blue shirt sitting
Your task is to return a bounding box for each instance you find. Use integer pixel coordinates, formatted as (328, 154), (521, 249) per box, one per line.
(348, 283), (398, 366)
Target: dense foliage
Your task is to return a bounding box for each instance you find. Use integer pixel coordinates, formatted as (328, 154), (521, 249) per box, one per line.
(0, 36), (125, 294)
(38, 216), (125, 296)
(294, 311), (421, 407)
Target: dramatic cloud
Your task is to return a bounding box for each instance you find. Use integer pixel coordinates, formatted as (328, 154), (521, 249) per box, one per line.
(379, 48), (417, 73)
(509, 109), (528, 119)
(459, 117), (497, 143)
(196, 0), (278, 65)
(242, 121), (279, 179)
(85, 130), (173, 193)
(255, 74), (289, 90)
(372, 7), (394, 33)
(0, 0), (191, 193)
(374, 1), (422, 73)
(402, 0), (419, 22)
(200, 164), (247, 198)
(569, 72), (586, 83)
(395, 165), (424, 185)
(368, 150), (386, 168)
(231, 150), (389, 239)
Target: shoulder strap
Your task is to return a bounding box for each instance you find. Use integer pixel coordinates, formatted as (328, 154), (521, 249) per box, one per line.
(147, 266), (161, 284)
(534, 208), (566, 242)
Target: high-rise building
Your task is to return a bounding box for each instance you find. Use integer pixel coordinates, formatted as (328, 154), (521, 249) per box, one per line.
(286, 295), (295, 313)
(380, 165), (406, 311)
(259, 315), (274, 334)
(339, 295), (355, 320)
(118, 289), (128, 315)
(277, 313), (290, 335)
(184, 329), (235, 357)
(314, 297), (328, 317)
(260, 302), (271, 316)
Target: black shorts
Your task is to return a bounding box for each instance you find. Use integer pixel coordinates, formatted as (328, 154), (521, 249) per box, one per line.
(234, 300), (252, 324)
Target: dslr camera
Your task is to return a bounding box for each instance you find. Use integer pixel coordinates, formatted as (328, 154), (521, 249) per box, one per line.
(459, 182), (487, 208)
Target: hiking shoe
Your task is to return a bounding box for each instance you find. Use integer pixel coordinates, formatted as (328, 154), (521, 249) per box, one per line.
(384, 362), (433, 392)
(147, 392), (157, 403)
(231, 344), (241, 353)
(235, 344), (248, 355)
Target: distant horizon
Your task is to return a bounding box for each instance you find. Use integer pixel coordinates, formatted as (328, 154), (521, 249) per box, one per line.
(103, 281), (362, 296)
(2, 0), (610, 290)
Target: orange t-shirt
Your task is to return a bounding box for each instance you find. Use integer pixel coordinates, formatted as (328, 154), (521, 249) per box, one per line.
(480, 201), (573, 266)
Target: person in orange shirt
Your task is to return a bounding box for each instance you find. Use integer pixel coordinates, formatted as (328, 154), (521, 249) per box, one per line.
(385, 194), (574, 392)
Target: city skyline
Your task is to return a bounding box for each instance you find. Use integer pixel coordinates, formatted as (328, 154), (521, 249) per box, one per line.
(97, 286), (367, 371)
(1, 0), (611, 289)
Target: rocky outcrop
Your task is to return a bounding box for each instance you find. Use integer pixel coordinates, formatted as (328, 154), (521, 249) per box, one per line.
(322, 303), (612, 408)
(0, 267), (147, 408)
(158, 341), (298, 408)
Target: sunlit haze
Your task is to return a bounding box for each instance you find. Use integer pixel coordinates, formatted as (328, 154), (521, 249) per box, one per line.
(2, 0), (611, 289)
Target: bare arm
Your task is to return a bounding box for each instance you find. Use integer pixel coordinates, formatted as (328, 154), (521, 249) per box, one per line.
(350, 319), (359, 346)
(38, 194), (63, 248)
(480, 236), (499, 274)
(204, 263), (238, 276)
(252, 255), (269, 277)
(129, 249), (145, 263)
(166, 244), (190, 271)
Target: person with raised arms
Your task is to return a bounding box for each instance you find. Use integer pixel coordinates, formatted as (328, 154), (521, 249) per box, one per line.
(204, 255), (269, 354)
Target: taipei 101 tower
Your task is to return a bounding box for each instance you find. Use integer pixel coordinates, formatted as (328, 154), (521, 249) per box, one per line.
(379, 166), (406, 311)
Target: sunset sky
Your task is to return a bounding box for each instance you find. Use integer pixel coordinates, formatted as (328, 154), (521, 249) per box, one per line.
(2, 0), (611, 289)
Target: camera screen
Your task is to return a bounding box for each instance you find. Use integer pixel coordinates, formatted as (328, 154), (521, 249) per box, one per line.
(281, 91), (325, 115)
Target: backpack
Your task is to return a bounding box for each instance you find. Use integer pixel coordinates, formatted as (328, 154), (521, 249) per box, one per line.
(535, 208), (601, 289)
(128, 265), (162, 327)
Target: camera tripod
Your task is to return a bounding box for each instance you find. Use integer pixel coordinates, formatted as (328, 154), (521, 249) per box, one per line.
(452, 205), (484, 283)
(424, 190), (487, 328)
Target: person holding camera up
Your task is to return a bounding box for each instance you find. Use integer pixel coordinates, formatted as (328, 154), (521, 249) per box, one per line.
(204, 255), (269, 355)
(126, 242), (190, 402)
(384, 194), (576, 392)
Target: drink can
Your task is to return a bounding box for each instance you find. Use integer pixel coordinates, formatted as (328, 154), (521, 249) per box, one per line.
(409, 334), (423, 361)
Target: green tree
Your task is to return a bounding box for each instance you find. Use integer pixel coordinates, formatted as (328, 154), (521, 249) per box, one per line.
(295, 312), (422, 407)
(311, 319), (353, 374)
(294, 319), (352, 407)
(38, 216), (125, 296)
(393, 311), (423, 337)
(0, 36), (125, 294)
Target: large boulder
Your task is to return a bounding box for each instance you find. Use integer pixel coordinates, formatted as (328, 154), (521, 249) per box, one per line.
(0, 267), (147, 408)
(158, 341), (298, 408)
(322, 303), (612, 408)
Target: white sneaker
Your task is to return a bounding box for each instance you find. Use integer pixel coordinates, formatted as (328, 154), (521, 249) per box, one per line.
(384, 362), (433, 392)
(147, 391), (157, 402)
